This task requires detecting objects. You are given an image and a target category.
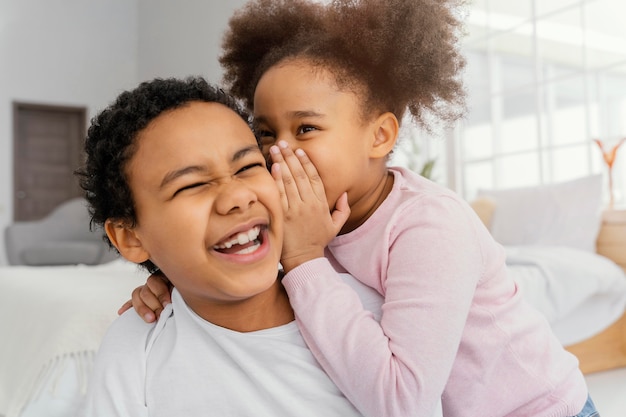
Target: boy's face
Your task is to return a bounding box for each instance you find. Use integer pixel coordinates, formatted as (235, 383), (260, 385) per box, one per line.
(122, 102), (283, 307)
(253, 60), (385, 227)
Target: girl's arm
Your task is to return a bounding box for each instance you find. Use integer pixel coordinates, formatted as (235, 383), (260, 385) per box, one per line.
(272, 144), (486, 417)
(286, 203), (485, 417)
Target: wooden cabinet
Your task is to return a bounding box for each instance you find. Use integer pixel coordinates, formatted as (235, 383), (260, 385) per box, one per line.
(566, 209), (626, 374)
(596, 209), (626, 274)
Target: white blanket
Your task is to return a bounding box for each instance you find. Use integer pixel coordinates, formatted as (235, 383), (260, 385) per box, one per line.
(506, 245), (626, 345)
(2, 246), (626, 417)
(0, 260), (147, 417)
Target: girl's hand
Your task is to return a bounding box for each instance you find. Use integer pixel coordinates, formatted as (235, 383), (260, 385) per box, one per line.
(269, 141), (350, 272)
(118, 271), (173, 323)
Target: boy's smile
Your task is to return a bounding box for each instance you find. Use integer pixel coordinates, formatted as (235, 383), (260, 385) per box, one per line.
(213, 224), (264, 254)
(118, 101), (285, 320)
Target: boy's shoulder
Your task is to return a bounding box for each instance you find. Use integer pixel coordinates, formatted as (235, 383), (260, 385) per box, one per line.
(97, 307), (166, 359)
(82, 304), (173, 416)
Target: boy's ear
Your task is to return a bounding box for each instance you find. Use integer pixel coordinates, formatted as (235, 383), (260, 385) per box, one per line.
(369, 112), (399, 159)
(105, 219), (150, 264)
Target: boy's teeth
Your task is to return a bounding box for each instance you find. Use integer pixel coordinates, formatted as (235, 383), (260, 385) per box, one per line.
(235, 243), (260, 255)
(215, 226), (261, 249)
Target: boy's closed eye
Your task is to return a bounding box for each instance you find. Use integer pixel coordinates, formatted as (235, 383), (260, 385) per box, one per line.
(174, 182), (207, 197)
(236, 163), (265, 174)
(174, 163), (265, 195)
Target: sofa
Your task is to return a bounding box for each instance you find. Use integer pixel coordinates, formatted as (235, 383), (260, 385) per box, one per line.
(4, 198), (118, 266)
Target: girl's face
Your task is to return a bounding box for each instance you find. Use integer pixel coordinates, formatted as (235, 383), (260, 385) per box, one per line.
(253, 60), (390, 230)
(119, 102), (284, 316)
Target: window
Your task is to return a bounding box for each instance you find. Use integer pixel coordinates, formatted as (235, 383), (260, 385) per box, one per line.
(397, 0), (626, 206)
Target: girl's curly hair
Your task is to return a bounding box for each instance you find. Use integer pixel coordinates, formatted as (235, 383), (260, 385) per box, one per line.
(75, 77), (249, 270)
(220, 0), (467, 130)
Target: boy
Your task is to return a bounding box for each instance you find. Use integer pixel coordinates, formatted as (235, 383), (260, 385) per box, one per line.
(75, 76), (372, 416)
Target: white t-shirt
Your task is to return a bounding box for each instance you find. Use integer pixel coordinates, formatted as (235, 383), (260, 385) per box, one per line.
(78, 274), (382, 417)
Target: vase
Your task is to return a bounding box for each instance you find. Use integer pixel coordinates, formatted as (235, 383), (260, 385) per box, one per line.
(594, 138), (626, 209)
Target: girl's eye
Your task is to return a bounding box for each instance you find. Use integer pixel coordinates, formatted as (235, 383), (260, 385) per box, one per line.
(259, 135), (275, 148)
(255, 129), (275, 143)
(297, 125), (317, 135)
(255, 129), (274, 138)
(254, 130), (276, 153)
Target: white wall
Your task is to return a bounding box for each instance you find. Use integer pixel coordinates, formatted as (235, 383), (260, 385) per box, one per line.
(137, 0), (247, 83)
(0, 0), (246, 265)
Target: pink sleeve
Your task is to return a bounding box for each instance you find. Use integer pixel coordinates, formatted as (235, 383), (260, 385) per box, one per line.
(282, 196), (487, 417)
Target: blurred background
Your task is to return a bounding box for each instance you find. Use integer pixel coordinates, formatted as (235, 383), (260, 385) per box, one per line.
(2, 0), (625, 265)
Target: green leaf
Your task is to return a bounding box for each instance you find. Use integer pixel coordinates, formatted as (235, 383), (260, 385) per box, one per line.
(419, 159), (436, 179)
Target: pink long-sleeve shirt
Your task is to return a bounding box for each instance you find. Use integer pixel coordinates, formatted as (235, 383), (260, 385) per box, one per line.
(282, 167), (588, 417)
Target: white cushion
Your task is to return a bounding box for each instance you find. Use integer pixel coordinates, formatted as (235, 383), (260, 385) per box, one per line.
(505, 245), (626, 345)
(477, 175), (603, 252)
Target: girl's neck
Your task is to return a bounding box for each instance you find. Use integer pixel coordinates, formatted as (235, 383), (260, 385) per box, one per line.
(341, 170), (394, 234)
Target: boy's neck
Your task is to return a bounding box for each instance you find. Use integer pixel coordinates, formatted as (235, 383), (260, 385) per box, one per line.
(185, 279), (295, 332)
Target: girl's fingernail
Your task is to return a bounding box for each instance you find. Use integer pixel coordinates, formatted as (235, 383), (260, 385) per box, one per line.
(295, 148), (305, 157)
(270, 145), (280, 154)
(278, 140), (288, 149)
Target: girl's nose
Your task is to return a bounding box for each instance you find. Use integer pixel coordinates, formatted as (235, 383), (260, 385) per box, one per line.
(214, 179), (258, 215)
(263, 135), (296, 165)
(275, 134), (296, 149)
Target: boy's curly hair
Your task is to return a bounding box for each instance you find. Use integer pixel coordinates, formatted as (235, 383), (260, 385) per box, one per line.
(75, 76), (249, 270)
(220, 0), (467, 130)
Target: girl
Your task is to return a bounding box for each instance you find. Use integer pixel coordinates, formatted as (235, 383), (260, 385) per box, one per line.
(129, 1), (597, 416)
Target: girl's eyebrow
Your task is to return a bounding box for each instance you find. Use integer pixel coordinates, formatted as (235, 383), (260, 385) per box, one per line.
(291, 110), (324, 118)
(159, 144), (260, 189)
(254, 110), (324, 125)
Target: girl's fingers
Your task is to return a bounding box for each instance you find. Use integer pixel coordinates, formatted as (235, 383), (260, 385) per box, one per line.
(271, 162), (289, 212)
(293, 147), (326, 202)
(270, 143), (305, 207)
(146, 272), (173, 306)
(277, 142), (309, 202)
(118, 299), (133, 315)
(272, 141), (324, 203)
(127, 286), (159, 323)
(331, 192), (351, 231)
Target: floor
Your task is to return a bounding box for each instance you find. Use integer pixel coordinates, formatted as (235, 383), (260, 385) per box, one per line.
(584, 367), (626, 416)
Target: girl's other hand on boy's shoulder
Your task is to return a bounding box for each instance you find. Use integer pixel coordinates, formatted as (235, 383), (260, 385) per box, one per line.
(121, 271), (173, 323)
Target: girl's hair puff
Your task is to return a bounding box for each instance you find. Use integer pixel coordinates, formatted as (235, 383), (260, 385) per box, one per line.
(220, 0), (466, 130)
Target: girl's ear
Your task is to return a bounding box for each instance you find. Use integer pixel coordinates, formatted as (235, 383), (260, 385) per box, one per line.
(105, 219), (150, 264)
(370, 112), (399, 159)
